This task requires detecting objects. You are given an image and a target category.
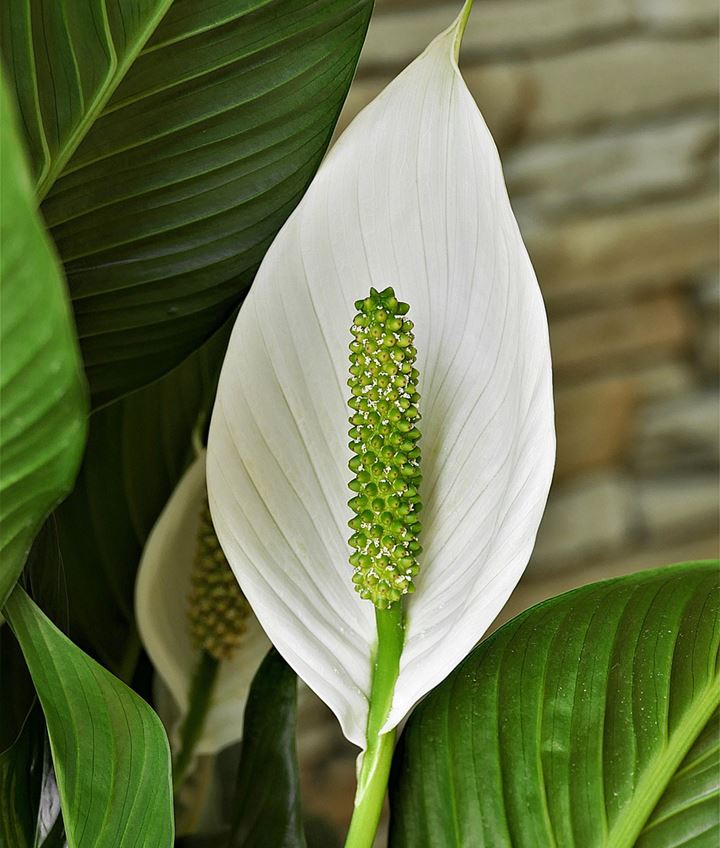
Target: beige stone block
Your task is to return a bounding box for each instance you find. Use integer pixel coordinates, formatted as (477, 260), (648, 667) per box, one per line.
(501, 533), (719, 626)
(460, 64), (536, 147)
(360, 0), (632, 68)
(343, 37), (718, 150)
(378, 0), (719, 35)
(696, 273), (720, 314)
(465, 37), (719, 140)
(531, 472), (633, 568)
(505, 116), (718, 213)
(303, 755), (357, 833)
(631, 0), (720, 30)
(637, 473), (720, 539)
(554, 377), (637, 478)
(633, 390), (720, 472)
(527, 194), (719, 305)
(697, 329), (719, 378)
(550, 294), (691, 379)
(629, 361), (697, 402)
(695, 275), (720, 378)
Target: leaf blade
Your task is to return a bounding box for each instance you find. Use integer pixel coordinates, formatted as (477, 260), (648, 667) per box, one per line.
(637, 710), (720, 847)
(3, 0), (374, 405)
(0, 718), (40, 848)
(0, 0), (173, 197)
(4, 587), (174, 848)
(389, 562), (720, 848)
(0, 71), (87, 605)
(229, 649), (305, 848)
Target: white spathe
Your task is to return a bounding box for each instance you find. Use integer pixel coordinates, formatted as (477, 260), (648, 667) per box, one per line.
(135, 452), (271, 755)
(207, 7), (555, 749)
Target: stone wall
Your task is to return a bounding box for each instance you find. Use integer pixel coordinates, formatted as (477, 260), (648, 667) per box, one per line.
(301, 2), (719, 841)
(338, 0), (719, 592)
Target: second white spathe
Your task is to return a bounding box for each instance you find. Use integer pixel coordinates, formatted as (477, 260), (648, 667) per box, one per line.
(135, 453), (271, 755)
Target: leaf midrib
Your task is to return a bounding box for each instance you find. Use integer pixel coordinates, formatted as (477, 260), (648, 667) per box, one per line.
(35, 0), (174, 202)
(606, 675), (720, 847)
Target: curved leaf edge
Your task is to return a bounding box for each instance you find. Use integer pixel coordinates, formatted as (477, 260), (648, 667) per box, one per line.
(4, 586), (174, 848)
(389, 559), (720, 847)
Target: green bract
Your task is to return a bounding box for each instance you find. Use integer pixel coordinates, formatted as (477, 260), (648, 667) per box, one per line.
(347, 287), (422, 608)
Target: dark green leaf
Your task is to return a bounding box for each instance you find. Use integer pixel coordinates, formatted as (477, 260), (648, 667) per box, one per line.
(1, 0), (173, 195)
(0, 72), (87, 605)
(3, 0), (373, 405)
(0, 711), (41, 848)
(0, 702), (62, 848)
(30, 318), (231, 677)
(389, 561), (720, 848)
(4, 587), (174, 848)
(0, 629), (56, 848)
(0, 623), (35, 752)
(230, 649), (305, 848)
(0, 702), (66, 848)
(39, 817), (67, 848)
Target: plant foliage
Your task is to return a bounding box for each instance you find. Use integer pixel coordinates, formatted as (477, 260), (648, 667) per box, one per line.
(4, 588), (174, 848)
(2, 0), (374, 405)
(229, 649), (305, 848)
(389, 561), (720, 847)
(0, 74), (87, 606)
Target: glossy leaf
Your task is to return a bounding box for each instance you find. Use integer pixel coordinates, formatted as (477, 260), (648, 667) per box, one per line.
(229, 649), (305, 848)
(4, 587), (174, 848)
(1, 0), (172, 196)
(0, 73), (87, 605)
(33, 319), (231, 676)
(389, 561), (720, 848)
(637, 710), (719, 847)
(2, 0), (374, 405)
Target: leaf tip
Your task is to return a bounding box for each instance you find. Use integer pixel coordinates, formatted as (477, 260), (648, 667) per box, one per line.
(452, 0), (474, 61)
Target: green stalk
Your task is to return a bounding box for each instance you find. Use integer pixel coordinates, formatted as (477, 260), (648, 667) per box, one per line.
(345, 604), (405, 848)
(453, 0), (474, 60)
(172, 650), (219, 791)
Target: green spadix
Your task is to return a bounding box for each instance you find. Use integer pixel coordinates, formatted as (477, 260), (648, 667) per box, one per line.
(347, 287), (422, 609)
(187, 499), (250, 662)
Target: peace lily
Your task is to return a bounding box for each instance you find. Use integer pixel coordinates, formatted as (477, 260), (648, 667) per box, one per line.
(207, 1), (554, 843)
(135, 451), (270, 788)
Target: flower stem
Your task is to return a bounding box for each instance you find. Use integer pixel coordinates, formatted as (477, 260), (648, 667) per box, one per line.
(454, 0), (474, 53)
(345, 604), (405, 848)
(173, 650), (219, 791)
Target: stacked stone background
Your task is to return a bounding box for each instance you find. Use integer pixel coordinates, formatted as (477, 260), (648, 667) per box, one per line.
(299, 1), (719, 842)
